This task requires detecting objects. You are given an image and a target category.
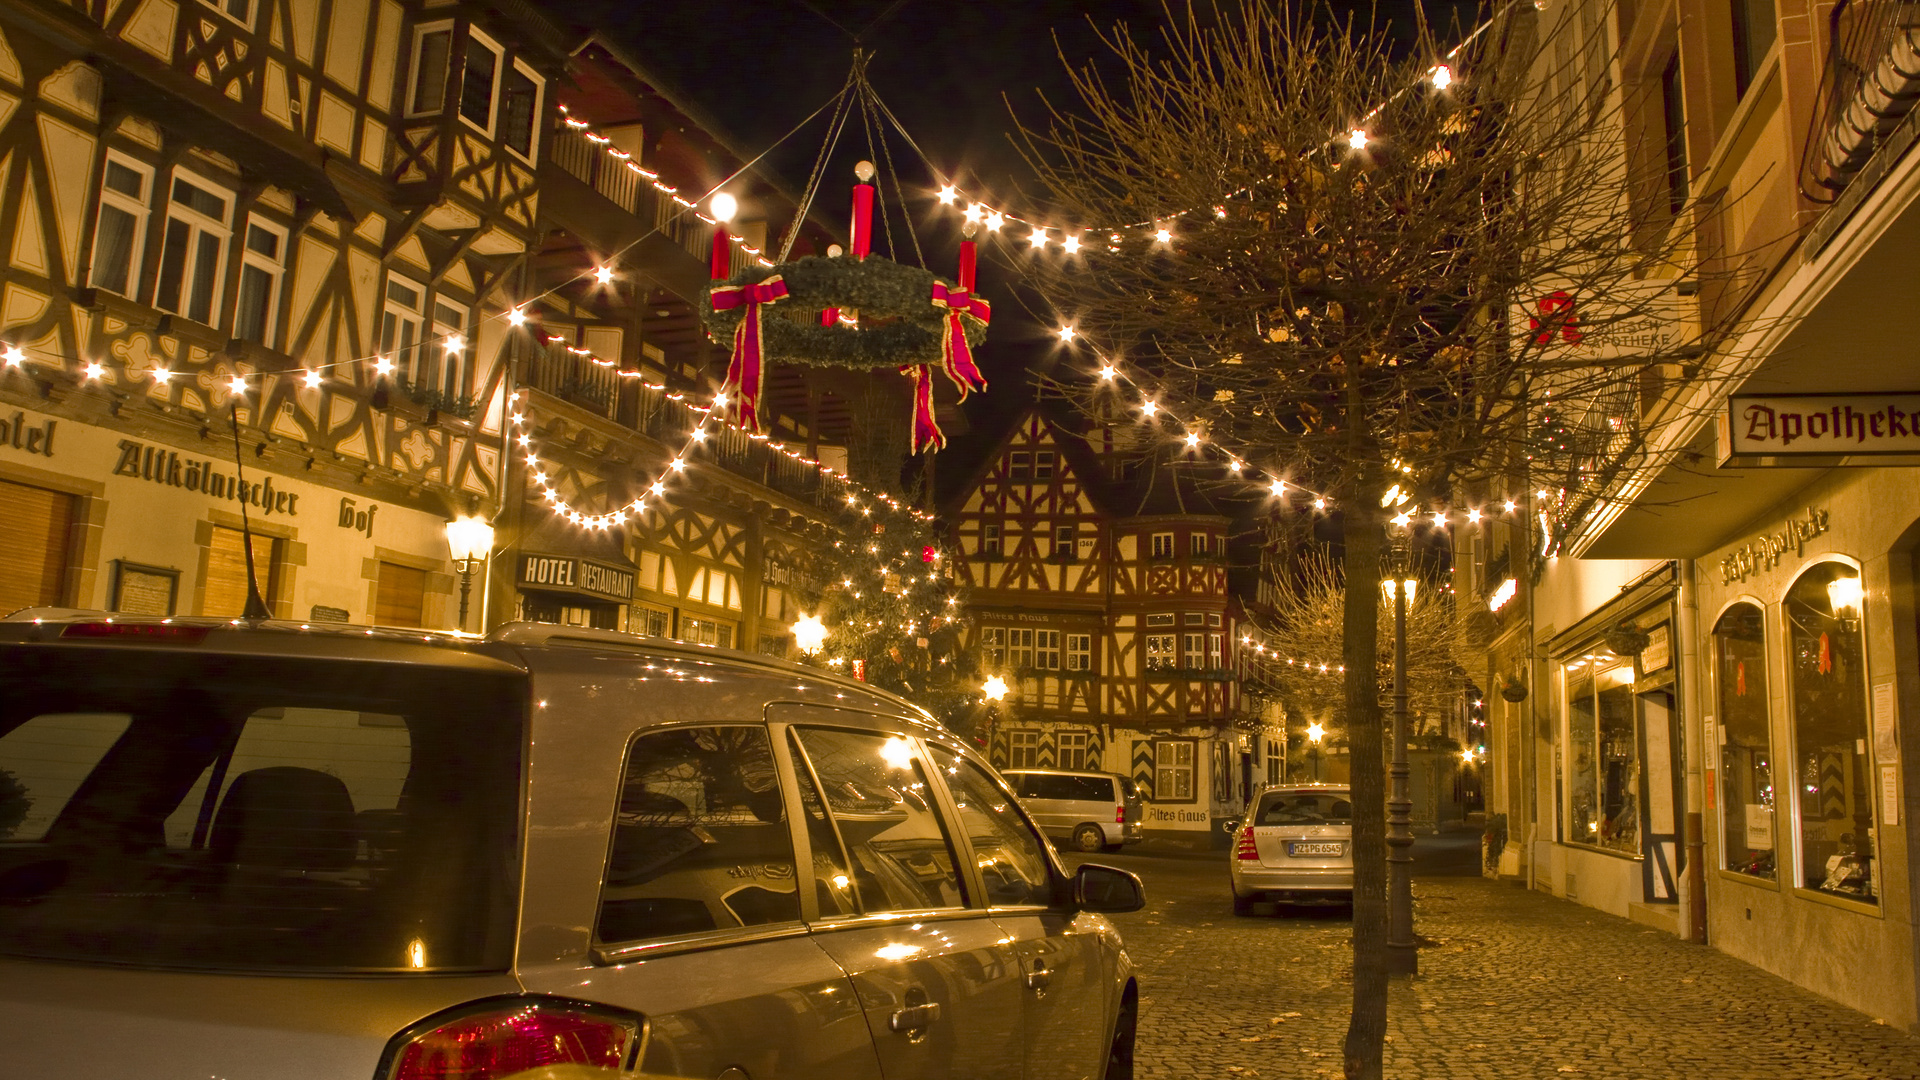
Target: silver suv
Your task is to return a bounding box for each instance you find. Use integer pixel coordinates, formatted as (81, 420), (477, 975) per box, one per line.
(0, 613), (1143, 1080)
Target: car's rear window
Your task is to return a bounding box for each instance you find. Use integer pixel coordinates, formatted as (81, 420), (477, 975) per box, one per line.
(1255, 792), (1353, 826)
(1020, 773), (1115, 802)
(0, 644), (524, 974)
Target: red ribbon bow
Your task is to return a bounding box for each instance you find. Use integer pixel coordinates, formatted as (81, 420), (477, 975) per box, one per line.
(709, 277), (788, 432)
(906, 282), (992, 453)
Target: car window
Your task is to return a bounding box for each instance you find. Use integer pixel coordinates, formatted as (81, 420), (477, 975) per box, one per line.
(1255, 792), (1354, 826)
(598, 726), (798, 944)
(929, 747), (1052, 907)
(0, 648), (522, 974)
(1069, 775), (1115, 802)
(1119, 777), (1140, 801)
(792, 728), (967, 913)
(786, 729), (859, 918)
(1010, 772), (1043, 799)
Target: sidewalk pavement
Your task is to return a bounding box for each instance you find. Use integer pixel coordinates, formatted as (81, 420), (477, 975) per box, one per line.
(1128, 872), (1920, 1079)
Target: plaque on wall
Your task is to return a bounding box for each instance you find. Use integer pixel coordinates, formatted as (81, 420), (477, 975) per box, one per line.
(1638, 623), (1672, 675)
(111, 561), (179, 616)
(309, 605), (351, 623)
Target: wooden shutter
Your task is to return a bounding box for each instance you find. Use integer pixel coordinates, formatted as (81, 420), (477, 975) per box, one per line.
(201, 525), (278, 617)
(374, 561), (428, 627)
(0, 479), (72, 613)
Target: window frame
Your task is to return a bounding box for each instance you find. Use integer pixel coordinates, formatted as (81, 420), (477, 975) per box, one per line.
(231, 215), (288, 347)
(1153, 738), (1197, 803)
(406, 21), (455, 118)
(981, 625), (1006, 668)
(456, 26), (504, 136)
(1065, 633), (1092, 672)
(498, 56), (545, 164)
(1558, 651), (1642, 857)
(1034, 450), (1056, 479)
(154, 167), (235, 328)
(1780, 558), (1877, 907)
(1033, 629), (1061, 671)
(1008, 729), (1041, 769)
(428, 297), (471, 402)
(1145, 632), (1177, 672)
(1054, 523), (1076, 560)
(89, 152), (155, 299)
(197, 0), (255, 30)
(1150, 532), (1174, 559)
(1057, 730), (1090, 771)
(981, 523), (1001, 558)
(379, 272), (427, 381)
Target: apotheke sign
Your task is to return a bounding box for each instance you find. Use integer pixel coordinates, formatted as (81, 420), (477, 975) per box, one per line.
(1720, 392), (1920, 463)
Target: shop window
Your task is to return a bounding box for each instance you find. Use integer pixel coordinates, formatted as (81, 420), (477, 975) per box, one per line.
(679, 616), (734, 649)
(634, 604), (670, 638)
(202, 525), (279, 619)
(1145, 633), (1176, 672)
(597, 726), (796, 943)
(1066, 633), (1092, 672)
(90, 154), (152, 298)
(1058, 730), (1090, 770)
(1008, 730), (1040, 769)
(232, 218), (286, 346)
(1714, 602), (1776, 879)
(0, 479), (72, 611)
(373, 560), (427, 628)
(1562, 653), (1638, 855)
(1785, 563), (1874, 903)
(982, 626), (1006, 668)
(1034, 630), (1060, 671)
(155, 171), (232, 327)
(1150, 532), (1174, 559)
(1154, 739), (1195, 801)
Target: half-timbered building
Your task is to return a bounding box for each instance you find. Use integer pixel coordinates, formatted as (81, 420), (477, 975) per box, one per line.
(947, 406), (1282, 846)
(0, 0), (884, 653)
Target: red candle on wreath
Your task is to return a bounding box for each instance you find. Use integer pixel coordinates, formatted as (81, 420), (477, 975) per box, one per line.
(958, 224), (977, 292)
(821, 244), (844, 326)
(850, 160), (876, 259)
(708, 192), (737, 280)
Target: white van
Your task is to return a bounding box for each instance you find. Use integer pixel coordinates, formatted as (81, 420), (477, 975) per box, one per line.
(1004, 769), (1145, 852)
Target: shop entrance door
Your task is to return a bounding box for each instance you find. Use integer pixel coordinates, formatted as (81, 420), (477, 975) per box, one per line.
(1637, 687), (1681, 902)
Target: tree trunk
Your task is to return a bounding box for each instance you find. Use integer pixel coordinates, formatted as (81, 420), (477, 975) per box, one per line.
(1341, 441), (1388, 1075)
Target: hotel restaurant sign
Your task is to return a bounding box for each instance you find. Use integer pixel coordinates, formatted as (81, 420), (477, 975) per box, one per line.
(1720, 392), (1920, 465)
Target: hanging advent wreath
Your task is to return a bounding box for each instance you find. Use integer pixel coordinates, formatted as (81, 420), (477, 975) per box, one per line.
(705, 255), (988, 370)
(702, 161), (991, 453)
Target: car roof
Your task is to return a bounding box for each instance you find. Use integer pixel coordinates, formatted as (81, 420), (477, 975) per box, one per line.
(1003, 768), (1128, 779)
(0, 609), (933, 725)
(1256, 783), (1353, 795)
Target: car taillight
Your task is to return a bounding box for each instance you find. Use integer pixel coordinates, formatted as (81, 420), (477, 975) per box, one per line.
(1116, 805), (1127, 824)
(384, 996), (643, 1080)
(1234, 825), (1259, 861)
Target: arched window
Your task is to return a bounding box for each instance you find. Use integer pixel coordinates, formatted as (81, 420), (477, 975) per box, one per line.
(1784, 563), (1874, 903)
(1712, 603), (1774, 879)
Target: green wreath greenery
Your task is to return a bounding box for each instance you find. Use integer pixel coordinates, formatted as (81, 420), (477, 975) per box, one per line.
(704, 254), (988, 370)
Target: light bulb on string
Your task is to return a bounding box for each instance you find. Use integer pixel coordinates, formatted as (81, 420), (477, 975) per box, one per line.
(83, 362), (105, 381)
(1348, 129), (1369, 150)
(1141, 399), (1158, 417)
(936, 184), (958, 205)
(1154, 227), (1173, 243)
(507, 307), (527, 326)
(984, 210), (1005, 232)
(1269, 480), (1287, 498)
(1099, 364), (1117, 380)
(1028, 226), (1049, 246)
(228, 374), (248, 394)
(1060, 234), (1082, 254)
(153, 368), (172, 384)
(1431, 64), (1453, 90)
(594, 266), (615, 286)
(444, 334), (464, 353)
(1057, 325), (1077, 343)
(2, 346), (24, 367)
(374, 357), (395, 376)
(1184, 432), (1201, 448)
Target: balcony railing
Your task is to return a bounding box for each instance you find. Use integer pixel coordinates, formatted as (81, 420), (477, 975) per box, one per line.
(1801, 0), (1920, 202)
(547, 113), (762, 270)
(520, 343), (839, 511)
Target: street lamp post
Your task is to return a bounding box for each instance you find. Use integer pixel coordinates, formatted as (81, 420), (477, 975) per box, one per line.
(444, 515), (495, 632)
(1381, 521), (1418, 976)
(1306, 720), (1326, 782)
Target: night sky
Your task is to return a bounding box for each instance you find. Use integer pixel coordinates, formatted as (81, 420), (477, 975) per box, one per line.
(566, 1), (1484, 464)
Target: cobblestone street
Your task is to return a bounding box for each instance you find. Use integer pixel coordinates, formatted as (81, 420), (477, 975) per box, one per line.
(1069, 840), (1920, 1079)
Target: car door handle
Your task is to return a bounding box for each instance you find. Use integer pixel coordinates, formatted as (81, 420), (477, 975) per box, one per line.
(1025, 962), (1051, 990)
(889, 1001), (941, 1033)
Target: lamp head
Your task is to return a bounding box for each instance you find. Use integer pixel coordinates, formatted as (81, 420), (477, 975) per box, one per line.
(709, 192), (737, 223)
(445, 516), (495, 564)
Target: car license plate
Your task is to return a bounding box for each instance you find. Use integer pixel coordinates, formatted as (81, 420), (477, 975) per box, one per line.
(1289, 841), (1343, 857)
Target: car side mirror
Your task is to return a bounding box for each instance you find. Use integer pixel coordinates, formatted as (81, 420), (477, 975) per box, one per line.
(1221, 816), (1243, 836)
(1071, 863), (1145, 913)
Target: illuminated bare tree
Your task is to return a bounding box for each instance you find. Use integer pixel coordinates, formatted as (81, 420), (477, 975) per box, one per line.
(1016, 2), (1741, 1075)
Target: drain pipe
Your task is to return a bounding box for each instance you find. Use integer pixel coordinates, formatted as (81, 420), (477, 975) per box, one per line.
(1676, 558), (1709, 943)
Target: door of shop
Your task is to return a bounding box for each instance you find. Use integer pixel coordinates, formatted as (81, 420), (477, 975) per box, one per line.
(1637, 687), (1682, 903)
